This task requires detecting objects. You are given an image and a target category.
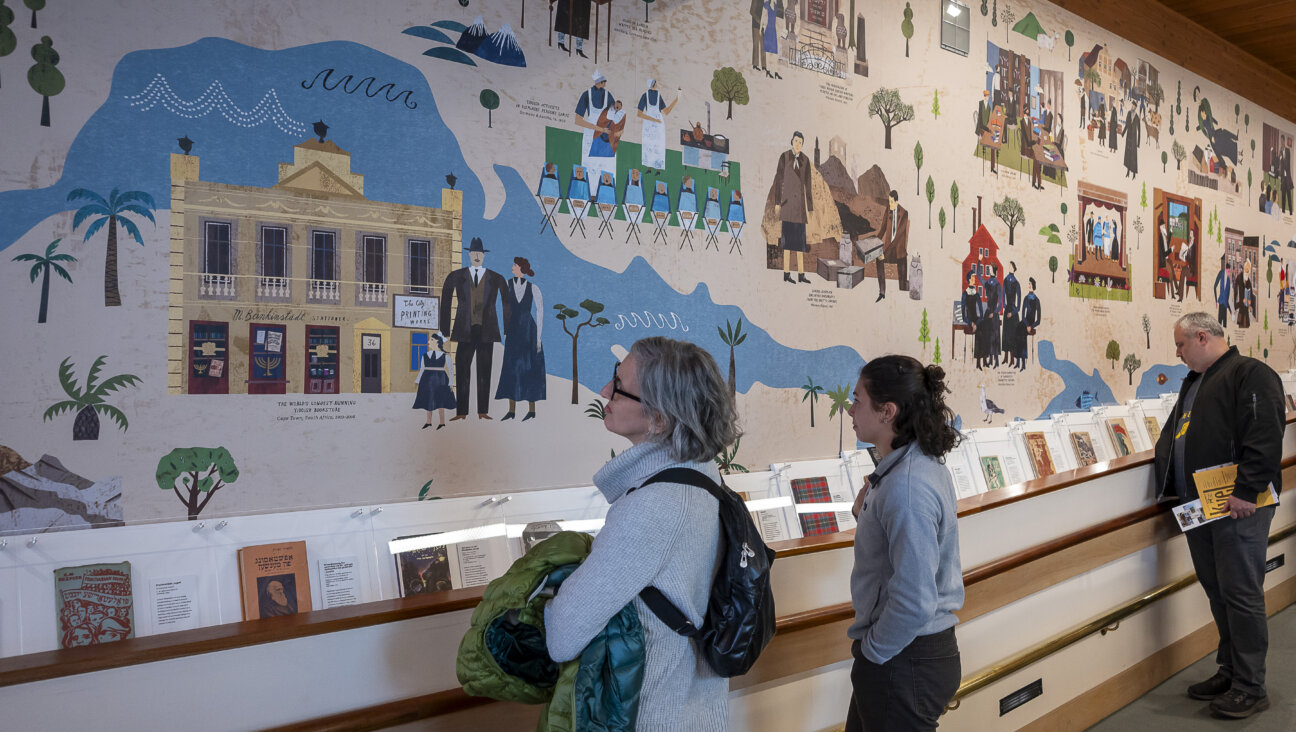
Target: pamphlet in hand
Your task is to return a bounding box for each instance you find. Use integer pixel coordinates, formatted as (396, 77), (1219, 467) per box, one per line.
(1172, 462), (1279, 532)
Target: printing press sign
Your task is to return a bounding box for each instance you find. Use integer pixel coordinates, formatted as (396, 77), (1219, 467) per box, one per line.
(393, 295), (439, 329)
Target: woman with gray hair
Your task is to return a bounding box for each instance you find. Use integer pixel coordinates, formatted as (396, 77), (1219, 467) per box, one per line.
(545, 336), (739, 731)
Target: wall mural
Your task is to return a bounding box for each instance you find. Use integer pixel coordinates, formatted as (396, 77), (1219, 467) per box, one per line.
(1, 0), (1293, 531)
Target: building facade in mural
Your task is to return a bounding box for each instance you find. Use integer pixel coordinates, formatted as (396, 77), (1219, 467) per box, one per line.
(167, 138), (462, 395)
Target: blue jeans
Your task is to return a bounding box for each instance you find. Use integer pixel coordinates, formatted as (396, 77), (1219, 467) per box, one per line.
(846, 627), (961, 731)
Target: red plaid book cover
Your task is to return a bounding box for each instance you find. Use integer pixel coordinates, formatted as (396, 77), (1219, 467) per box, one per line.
(790, 476), (839, 536)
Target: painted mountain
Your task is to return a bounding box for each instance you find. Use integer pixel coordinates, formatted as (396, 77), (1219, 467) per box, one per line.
(476, 24), (525, 67)
(0, 449), (123, 533)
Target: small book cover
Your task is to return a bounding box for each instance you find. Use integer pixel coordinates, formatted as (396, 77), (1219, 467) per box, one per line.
(790, 476), (839, 537)
(979, 456), (1006, 490)
(1022, 432), (1056, 478)
(237, 540), (311, 620)
(55, 562), (135, 648)
(1143, 416), (1162, 444)
(394, 535), (453, 596)
(1070, 431), (1098, 467)
(1106, 418), (1134, 457)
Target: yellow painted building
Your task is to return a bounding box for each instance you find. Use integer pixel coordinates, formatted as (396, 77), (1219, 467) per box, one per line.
(166, 139), (462, 395)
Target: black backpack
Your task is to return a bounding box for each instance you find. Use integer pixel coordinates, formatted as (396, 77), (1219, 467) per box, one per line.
(630, 468), (777, 677)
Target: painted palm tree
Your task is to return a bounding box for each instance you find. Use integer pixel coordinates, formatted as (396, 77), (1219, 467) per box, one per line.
(826, 384), (853, 453)
(12, 237), (75, 323)
(43, 355), (142, 440)
(718, 318), (747, 397)
(67, 187), (156, 307)
(801, 376), (824, 428)
(714, 438), (749, 475)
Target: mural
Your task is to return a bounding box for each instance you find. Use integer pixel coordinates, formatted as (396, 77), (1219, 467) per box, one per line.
(2, 1), (1294, 530)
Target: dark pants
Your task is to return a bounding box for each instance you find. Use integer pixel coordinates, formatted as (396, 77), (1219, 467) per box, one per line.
(1185, 505), (1275, 696)
(1218, 303), (1229, 328)
(453, 326), (494, 416)
(845, 628), (960, 732)
(876, 254), (908, 294)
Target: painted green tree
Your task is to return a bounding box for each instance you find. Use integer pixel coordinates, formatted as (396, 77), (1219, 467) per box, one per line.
(1001, 3), (1015, 42)
(932, 89), (940, 118)
(1245, 113), (1250, 132)
(43, 356), (142, 441)
(12, 237), (75, 323)
(479, 89), (499, 128)
(938, 207), (946, 248)
(1060, 202), (1068, 226)
(718, 317), (747, 397)
(584, 398), (606, 420)
(554, 299), (610, 403)
(933, 337), (942, 365)
(913, 140), (923, 195)
(1064, 30), (1074, 60)
(155, 447), (240, 520)
(1049, 255), (1059, 283)
(901, 3), (914, 58)
(949, 181), (960, 233)
(711, 66), (749, 120)
(925, 175), (935, 228)
(642, 0), (654, 22)
(868, 87), (914, 150)
(1105, 340), (1121, 369)
(715, 438), (749, 475)
(1143, 314), (1151, 348)
(801, 376), (824, 428)
(1267, 257), (1274, 296)
(1133, 216), (1144, 250)
(1172, 140), (1186, 170)
(1122, 353), (1142, 385)
(0, 1), (16, 88)
(1140, 182), (1147, 210)
(827, 385), (853, 453)
(1248, 168), (1253, 200)
(21, 0), (40, 28)
(1038, 223), (1061, 244)
(27, 34), (62, 126)
(993, 196), (1025, 246)
(991, 0), (998, 29)
(68, 187), (157, 307)
(918, 308), (931, 352)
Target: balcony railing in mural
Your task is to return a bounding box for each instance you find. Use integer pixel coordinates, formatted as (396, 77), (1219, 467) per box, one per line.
(309, 279), (341, 301)
(257, 276), (291, 298)
(200, 273), (235, 297)
(358, 282), (388, 303)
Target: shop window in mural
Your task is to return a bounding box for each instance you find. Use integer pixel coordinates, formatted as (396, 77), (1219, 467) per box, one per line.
(249, 324), (287, 395)
(1070, 182), (1130, 302)
(189, 321), (230, 395)
(307, 326), (340, 395)
(978, 42), (1068, 190)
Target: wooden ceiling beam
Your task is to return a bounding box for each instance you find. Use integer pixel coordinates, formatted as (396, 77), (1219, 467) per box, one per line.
(1052, 0), (1296, 123)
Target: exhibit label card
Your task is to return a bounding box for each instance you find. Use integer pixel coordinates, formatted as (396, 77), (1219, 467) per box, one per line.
(150, 575), (199, 634)
(319, 556), (361, 609)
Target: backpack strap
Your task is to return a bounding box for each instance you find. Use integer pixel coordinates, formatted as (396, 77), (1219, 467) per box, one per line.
(630, 467), (723, 637)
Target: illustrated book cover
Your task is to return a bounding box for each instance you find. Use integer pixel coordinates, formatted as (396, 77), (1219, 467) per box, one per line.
(1070, 431), (1098, 467)
(55, 561), (135, 648)
(790, 476), (840, 537)
(1022, 431), (1056, 478)
(237, 540), (311, 620)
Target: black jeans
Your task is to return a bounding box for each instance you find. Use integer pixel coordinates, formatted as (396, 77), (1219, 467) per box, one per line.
(845, 627), (961, 732)
(1185, 505), (1275, 696)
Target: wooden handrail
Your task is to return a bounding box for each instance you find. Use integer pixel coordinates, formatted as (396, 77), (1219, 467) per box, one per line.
(3, 441), (1292, 689)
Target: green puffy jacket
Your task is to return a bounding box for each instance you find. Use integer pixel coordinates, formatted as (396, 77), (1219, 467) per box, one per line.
(456, 531), (645, 731)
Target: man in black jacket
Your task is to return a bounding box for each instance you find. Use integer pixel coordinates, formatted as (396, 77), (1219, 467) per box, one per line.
(1154, 312), (1285, 719)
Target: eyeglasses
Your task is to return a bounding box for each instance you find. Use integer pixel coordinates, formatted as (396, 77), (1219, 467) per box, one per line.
(612, 362), (641, 403)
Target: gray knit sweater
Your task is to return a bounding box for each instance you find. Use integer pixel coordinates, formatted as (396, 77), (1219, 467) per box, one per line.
(544, 441), (728, 731)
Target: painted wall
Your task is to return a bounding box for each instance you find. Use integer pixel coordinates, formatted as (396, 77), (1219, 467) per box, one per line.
(1, 0), (1291, 529)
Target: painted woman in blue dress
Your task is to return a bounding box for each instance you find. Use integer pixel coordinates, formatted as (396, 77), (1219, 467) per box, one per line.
(412, 334), (456, 429)
(495, 257), (547, 421)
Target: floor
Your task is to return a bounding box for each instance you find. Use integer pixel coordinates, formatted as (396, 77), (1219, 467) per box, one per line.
(1088, 603), (1296, 730)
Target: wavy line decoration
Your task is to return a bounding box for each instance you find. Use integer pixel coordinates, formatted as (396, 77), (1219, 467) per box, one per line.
(123, 74), (310, 137)
(613, 311), (689, 332)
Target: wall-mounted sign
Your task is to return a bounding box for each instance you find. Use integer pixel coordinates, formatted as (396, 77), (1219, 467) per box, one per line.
(393, 295), (439, 329)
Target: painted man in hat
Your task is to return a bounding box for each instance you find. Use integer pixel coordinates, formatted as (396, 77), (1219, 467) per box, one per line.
(439, 238), (511, 421)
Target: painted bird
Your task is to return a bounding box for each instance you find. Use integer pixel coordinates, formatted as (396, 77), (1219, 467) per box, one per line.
(978, 384), (1005, 422)
(177, 136), (193, 155)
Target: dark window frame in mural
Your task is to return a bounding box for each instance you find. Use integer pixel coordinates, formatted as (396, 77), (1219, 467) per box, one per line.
(407, 238), (431, 294)
(188, 320), (230, 394)
(257, 224), (291, 301)
(309, 228), (340, 302)
(357, 233), (387, 307)
(201, 220), (236, 300)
